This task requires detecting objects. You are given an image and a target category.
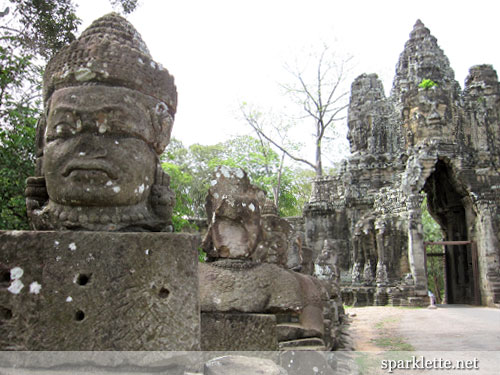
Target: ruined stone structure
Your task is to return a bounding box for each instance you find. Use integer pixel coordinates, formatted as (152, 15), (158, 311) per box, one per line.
(304, 20), (500, 307)
(199, 166), (345, 350)
(1, 13), (200, 350)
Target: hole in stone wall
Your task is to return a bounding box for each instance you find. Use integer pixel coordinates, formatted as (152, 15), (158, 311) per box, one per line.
(76, 273), (91, 286)
(75, 310), (85, 321)
(0, 306), (13, 320)
(0, 267), (10, 286)
(159, 287), (170, 299)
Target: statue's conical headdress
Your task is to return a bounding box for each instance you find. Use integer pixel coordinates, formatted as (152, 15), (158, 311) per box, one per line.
(43, 13), (177, 116)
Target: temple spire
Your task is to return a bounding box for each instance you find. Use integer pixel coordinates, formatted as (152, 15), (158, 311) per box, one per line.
(391, 19), (457, 102)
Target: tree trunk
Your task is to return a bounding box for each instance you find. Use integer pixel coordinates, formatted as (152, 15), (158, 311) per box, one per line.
(315, 138), (322, 177)
(274, 152), (285, 210)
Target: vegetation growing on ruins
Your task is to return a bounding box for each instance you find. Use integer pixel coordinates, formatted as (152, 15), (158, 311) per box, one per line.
(418, 78), (438, 89)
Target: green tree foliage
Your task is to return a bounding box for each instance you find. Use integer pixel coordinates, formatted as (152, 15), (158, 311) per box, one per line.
(162, 139), (224, 223)
(0, 0), (81, 229)
(110, 0), (139, 14)
(0, 109), (36, 229)
(14, 0), (81, 59)
(421, 195), (445, 303)
(0, 32), (38, 230)
(212, 136), (309, 217)
(162, 136), (312, 231)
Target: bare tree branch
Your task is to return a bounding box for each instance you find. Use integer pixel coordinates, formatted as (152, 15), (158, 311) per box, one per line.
(240, 104), (317, 170)
(241, 43), (351, 177)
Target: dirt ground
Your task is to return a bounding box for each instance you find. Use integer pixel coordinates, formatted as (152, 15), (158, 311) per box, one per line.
(346, 306), (409, 351)
(346, 305), (500, 351)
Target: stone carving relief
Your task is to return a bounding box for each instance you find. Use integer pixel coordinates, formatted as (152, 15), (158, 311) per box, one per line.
(201, 166), (266, 259)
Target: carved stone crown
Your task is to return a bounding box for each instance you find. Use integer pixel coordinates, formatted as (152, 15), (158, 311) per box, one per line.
(262, 198), (279, 216)
(43, 12), (177, 116)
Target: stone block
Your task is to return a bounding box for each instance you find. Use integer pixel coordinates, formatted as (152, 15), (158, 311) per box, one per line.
(201, 312), (277, 350)
(276, 323), (322, 342)
(0, 230), (200, 350)
(204, 355), (287, 375)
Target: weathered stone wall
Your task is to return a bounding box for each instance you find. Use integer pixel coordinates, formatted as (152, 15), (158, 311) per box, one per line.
(0, 231), (200, 350)
(304, 20), (500, 307)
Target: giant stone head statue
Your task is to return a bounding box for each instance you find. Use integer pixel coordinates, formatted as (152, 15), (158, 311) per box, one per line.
(26, 13), (177, 231)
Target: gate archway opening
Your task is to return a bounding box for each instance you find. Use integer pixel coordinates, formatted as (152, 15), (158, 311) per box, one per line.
(423, 159), (480, 305)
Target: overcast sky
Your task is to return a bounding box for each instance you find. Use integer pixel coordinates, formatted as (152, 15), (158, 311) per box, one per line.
(76, 0), (500, 162)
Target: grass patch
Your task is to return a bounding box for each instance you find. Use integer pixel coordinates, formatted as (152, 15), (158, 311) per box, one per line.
(375, 317), (399, 329)
(354, 352), (380, 374)
(371, 336), (415, 351)
(372, 314), (415, 351)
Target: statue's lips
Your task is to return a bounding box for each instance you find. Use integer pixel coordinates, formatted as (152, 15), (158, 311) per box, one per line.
(62, 160), (119, 179)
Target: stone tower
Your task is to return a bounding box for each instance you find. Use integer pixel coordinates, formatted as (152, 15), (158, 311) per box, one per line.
(304, 20), (500, 307)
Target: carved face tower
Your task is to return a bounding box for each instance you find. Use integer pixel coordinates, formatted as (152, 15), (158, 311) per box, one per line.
(26, 13), (177, 231)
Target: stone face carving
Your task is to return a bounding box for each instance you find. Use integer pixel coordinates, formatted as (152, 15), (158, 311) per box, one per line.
(202, 166), (265, 259)
(347, 73), (398, 154)
(305, 20), (500, 307)
(314, 239), (340, 282)
(26, 13), (176, 231)
(252, 198), (293, 266)
(4, 13), (201, 352)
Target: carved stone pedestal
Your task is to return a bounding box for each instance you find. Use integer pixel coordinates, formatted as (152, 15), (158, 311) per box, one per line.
(201, 312), (278, 350)
(0, 231), (200, 350)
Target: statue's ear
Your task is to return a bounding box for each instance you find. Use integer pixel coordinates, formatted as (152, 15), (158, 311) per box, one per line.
(25, 112), (49, 229)
(35, 109), (48, 176)
(150, 162), (175, 231)
(149, 103), (174, 154)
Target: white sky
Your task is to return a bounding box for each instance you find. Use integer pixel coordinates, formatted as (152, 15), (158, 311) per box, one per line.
(76, 0), (500, 163)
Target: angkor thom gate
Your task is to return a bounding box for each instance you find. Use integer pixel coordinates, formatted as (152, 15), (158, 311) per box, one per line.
(302, 21), (500, 307)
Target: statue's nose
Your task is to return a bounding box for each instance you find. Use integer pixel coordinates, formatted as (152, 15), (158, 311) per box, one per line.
(428, 103), (442, 123)
(74, 133), (108, 158)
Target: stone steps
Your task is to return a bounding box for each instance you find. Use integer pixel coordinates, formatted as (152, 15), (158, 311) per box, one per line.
(490, 281), (500, 290)
(280, 345), (328, 351)
(278, 337), (326, 350)
(490, 282), (500, 303)
(276, 323), (323, 342)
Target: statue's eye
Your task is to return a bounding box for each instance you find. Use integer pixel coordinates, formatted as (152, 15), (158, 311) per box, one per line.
(55, 122), (77, 136)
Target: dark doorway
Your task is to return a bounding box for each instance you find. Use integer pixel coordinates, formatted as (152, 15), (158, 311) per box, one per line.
(423, 160), (480, 304)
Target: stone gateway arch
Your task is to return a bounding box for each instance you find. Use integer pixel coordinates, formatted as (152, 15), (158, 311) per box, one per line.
(304, 20), (500, 307)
